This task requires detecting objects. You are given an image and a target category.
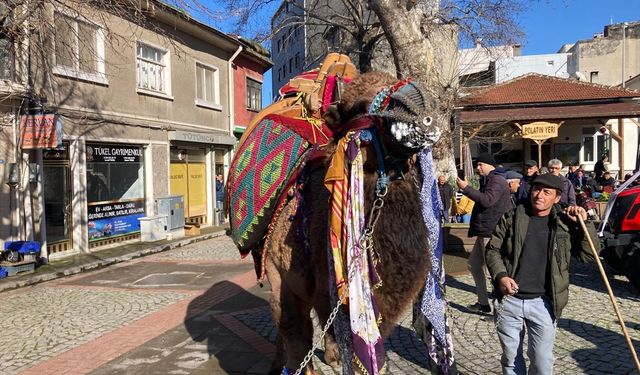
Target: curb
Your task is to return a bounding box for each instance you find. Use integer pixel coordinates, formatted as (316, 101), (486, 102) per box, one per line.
(0, 230), (228, 293)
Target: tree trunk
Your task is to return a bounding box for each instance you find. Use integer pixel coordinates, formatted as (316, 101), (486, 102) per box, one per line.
(368, 0), (457, 177)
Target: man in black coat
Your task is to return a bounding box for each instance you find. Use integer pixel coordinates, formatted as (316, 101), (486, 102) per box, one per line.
(456, 153), (512, 313)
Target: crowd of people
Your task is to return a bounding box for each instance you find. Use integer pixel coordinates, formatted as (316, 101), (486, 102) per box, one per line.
(439, 154), (622, 226)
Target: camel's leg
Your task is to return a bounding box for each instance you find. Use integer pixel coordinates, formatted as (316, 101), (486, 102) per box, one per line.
(279, 285), (314, 371)
(313, 292), (341, 368)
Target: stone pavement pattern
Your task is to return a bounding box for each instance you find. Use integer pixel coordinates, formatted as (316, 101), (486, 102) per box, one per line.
(0, 235), (638, 374)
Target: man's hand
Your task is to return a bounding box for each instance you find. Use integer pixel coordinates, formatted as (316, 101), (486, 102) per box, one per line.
(456, 176), (468, 190)
(564, 205), (587, 222)
(498, 276), (519, 296)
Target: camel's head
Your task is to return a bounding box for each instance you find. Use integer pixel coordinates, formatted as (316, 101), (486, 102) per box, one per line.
(369, 80), (441, 156)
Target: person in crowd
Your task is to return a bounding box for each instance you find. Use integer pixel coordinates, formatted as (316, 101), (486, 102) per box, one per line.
(522, 160), (539, 200)
(485, 173), (598, 375)
(456, 153), (511, 314)
(215, 173), (225, 224)
(539, 167), (549, 174)
(438, 174), (454, 223)
(566, 165), (578, 181)
(547, 159), (576, 205)
(600, 171), (616, 192)
(585, 171), (602, 199)
(506, 170), (524, 208)
(452, 189), (475, 224)
(569, 169), (587, 191)
(594, 154), (608, 183)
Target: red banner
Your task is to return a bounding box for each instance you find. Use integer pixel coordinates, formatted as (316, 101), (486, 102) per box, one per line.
(20, 114), (62, 149)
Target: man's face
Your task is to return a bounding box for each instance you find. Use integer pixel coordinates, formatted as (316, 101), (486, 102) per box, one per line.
(476, 162), (493, 176)
(530, 184), (561, 214)
(604, 173), (611, 180)
(548, 164), (561, 176)
(525, 165), (538, 177)
(438, 176), (446, 185)
(508, 179), (520, 193)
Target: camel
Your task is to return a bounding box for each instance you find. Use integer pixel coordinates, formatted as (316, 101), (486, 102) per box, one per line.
(263, 71), (442, 374)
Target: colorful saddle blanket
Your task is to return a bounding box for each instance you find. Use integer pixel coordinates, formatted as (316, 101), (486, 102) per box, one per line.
(227, 114), (331, 254)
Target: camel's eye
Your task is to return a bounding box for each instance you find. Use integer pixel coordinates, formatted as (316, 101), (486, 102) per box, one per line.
(422, 116), (432, 126)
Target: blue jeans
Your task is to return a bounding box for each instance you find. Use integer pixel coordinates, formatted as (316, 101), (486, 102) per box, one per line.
(493, 296), (556, 375)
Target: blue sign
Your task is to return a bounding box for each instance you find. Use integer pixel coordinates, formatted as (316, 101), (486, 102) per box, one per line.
(88, 199), (145, 241)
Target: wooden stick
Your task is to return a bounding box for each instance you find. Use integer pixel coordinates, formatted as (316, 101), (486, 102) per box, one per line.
(577, 215), (640, 372)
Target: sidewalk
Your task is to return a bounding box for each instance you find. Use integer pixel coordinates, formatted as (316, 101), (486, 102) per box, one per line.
(0, 225), (229, 293)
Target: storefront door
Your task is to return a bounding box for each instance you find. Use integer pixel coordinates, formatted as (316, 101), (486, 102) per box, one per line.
(43, 146), (73, 254)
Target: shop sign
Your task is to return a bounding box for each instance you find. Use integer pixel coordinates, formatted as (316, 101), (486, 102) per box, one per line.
(86, 144), (142, 163)
(20, 114), (62, 149)
(521, 122), (559, 140)
(169, 130), (236, 145)
(87, 199), (145, 241)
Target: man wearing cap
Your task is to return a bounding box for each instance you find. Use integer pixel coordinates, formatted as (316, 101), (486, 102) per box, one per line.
(506, 170), (525, 208)
(456, 153), (511, 313)
(548, 159), (576, 206)
(485, 173), (598, 375)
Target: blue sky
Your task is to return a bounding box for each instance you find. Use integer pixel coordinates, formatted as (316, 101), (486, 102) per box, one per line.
(201, 0), (640, 106)
(518, 0), (640, 54)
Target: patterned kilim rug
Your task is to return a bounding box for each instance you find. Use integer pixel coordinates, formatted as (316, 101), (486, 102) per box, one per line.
(228, 114), (330, 255)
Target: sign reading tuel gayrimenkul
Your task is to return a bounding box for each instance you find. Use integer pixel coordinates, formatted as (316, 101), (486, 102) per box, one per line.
(86, 144), (143, 163)
(521, 121), (559, 140)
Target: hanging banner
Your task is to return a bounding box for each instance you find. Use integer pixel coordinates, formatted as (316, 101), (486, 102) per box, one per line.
(20, 114), (62, 149)
(521, 121), (559, 140)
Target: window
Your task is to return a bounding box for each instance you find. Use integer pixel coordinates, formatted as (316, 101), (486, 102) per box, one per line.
(0, 39), (13, 80)
(195, 62), (220, 109)
(289, 58), (293, 73)
(136, 42), (170, 96)
(53, 12), (106, 84)
(247, 78), (262, 111)
(581, 127), (607, 162)
(295, 52), (300, 68)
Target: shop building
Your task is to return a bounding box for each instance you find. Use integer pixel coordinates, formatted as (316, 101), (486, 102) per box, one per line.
(0, 1), (270, 260)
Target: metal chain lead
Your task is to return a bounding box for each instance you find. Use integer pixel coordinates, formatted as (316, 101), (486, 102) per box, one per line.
(293, 188), (388, 375)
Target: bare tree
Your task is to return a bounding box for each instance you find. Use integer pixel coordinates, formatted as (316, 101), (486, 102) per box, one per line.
(204, 0), (532, 173)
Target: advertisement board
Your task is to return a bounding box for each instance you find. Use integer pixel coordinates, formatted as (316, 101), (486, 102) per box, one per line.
(20, 114), (63, 149)
(87, 199), (145, 241)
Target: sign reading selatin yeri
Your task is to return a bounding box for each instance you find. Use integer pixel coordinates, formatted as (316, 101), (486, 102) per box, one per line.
(521, 121), (559, 140)
(20, 114), (62, 149)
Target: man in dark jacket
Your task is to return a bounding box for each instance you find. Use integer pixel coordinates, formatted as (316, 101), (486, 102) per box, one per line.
(438, 175), (454, 223)
(521, 159), (539, 201)
(485, 173), (597, 375)
(456, 153), (511, 313)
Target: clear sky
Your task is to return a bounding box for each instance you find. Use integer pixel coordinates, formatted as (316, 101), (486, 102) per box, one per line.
(205, 0), (640, 106)
(517, 0), (640, 54)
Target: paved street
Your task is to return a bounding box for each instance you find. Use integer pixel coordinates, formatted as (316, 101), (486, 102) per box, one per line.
(0, 235), (638, 374)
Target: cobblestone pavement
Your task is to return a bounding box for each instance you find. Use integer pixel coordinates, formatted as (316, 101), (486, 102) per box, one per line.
(1, 235), (638, 374)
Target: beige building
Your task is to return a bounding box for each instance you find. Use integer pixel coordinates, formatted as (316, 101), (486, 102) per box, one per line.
(0, 1), (250, 259)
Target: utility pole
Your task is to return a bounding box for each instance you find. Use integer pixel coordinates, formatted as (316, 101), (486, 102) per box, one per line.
(622, 22), (628, 88)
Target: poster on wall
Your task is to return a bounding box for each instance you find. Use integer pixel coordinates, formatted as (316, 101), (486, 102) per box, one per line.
(87, 199), (145, 241)
(20, 114), (63, 149)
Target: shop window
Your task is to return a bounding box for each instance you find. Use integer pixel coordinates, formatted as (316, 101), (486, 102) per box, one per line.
(246, 78), (262, 111)
(85, 144), (146, 242)
(170, 148), (207, 220)
(53, 12), (107, 85)
(195, 62), (220, 109)
(136, 41), (171, 96)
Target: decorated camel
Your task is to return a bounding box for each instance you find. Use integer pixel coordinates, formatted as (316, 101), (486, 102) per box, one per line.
(227, 54), (452, 375)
